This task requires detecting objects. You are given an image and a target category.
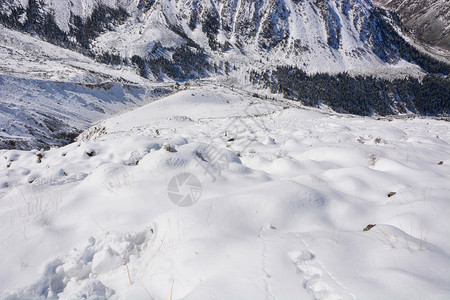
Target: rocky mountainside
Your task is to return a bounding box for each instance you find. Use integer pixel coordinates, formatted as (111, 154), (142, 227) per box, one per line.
(372, 0), (450, 52)
(1, 0), (448, 79)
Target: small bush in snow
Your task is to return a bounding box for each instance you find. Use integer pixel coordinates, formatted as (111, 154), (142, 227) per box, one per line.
(163, 143), (176, 153)
(36, 152), (43, 163)
(387, 192), (396, 197)
(363, 224), (376, 231)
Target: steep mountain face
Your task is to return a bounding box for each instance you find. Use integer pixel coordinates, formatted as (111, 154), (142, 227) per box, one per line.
(2, 0), (446, 79)
(92, 0), (426, 77)
(372, 0), (450, 52)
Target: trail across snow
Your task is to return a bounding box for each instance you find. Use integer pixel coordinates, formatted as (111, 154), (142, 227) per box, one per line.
(1, 85), (450, 299)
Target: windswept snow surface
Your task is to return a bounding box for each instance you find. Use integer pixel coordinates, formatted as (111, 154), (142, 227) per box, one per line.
(1, 85), (450, 299)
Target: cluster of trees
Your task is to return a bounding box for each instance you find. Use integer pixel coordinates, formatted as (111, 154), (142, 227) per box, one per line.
(1, 0), (66, 47)
(250, 66), (450, 116)
(131, 45), (210, 81)
(202, 10), (220, 50)
(70, 5), (129, 50)
(137, 0), (155, 12)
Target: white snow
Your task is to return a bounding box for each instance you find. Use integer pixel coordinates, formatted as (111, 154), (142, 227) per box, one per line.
(1, 85), (449, 299)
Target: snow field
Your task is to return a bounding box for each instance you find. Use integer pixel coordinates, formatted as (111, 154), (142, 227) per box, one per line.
(1, 85), (450, 299)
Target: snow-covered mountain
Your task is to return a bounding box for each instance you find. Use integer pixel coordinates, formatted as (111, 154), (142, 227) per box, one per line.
(1, 0), (448, 78)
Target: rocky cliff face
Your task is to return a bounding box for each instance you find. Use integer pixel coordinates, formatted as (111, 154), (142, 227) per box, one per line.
(372, 0), (450, 52)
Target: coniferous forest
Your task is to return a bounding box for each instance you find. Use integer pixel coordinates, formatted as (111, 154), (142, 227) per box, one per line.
(251, 67), (450, 116)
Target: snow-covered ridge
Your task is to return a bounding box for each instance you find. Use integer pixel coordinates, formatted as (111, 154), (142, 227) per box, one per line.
(1, 85), (450, 299)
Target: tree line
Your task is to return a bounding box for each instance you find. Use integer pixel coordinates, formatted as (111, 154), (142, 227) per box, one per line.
(250, 66), (450, 116)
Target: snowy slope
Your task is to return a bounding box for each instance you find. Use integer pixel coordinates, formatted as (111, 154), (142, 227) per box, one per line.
(1, 85), (449, 299)
(2, 0), (131, 32)
(0, 25), (175, 150)
(0, 74), (172, 150)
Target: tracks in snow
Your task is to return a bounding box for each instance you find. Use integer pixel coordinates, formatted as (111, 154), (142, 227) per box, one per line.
(260, 229), (354, 300)
(289, 247), (354, 300)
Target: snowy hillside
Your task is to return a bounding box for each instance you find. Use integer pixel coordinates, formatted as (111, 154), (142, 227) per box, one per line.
(0, 25), (175, 150)
(0, 73), (172, 150)
(1, 86), (450, 299)
(0, 25), (144, 83)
